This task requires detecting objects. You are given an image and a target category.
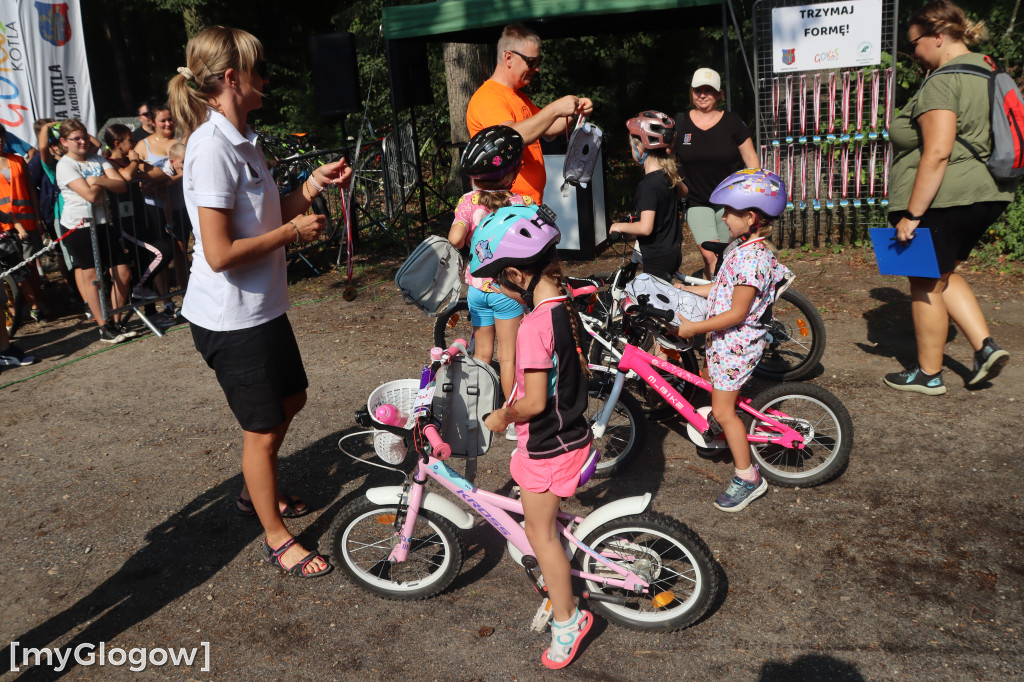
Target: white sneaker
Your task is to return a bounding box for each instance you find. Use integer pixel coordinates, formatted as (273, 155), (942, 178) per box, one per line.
(505, 423), (518, 441)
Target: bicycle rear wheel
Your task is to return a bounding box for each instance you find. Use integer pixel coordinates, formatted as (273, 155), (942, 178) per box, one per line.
(578, 511), (717, 632)
(747, 382), (852, 487)
(753, 289), (826, 382)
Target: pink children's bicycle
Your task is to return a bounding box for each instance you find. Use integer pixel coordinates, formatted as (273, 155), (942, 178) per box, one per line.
(330, 340), (718, 632)
(577, 285), (853, 485)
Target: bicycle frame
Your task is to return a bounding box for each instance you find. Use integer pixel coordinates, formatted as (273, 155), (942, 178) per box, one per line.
(389, 440), (650, 594)
(592, 341), (807, 450)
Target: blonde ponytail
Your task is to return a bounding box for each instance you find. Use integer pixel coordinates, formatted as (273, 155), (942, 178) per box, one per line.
(167, 26), (263, 141)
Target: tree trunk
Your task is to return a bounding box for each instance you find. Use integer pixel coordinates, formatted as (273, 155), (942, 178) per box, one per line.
(442, 43), (492, 196)
(1007, 0), (1020, 37)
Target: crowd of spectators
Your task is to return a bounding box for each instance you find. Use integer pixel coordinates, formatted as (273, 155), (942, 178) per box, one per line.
(0, 96), (193, 371)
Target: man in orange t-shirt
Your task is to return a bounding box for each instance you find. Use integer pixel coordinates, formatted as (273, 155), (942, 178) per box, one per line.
(466, 24), (593, 203)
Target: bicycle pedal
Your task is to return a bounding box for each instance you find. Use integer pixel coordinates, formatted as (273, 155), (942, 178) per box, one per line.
(530, 598), (553, 632)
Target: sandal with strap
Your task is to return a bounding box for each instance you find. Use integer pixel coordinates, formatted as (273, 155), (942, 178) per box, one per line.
(235, 494), (310, 518)
(261, 538), (333, 579)
(541, 609), (593, 670)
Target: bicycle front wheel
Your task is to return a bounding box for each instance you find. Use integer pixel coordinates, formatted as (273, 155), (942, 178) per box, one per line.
(754, 289), (826, 382)
(3, 273), (21, 338)
(587, 378), (647, 477)
(579, 512), (717, 632)
(329, 497), (465, 600)
(747, 382), (853, 487)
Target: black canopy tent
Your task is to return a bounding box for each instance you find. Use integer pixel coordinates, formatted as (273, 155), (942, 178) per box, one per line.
(378, 0), (750, 254)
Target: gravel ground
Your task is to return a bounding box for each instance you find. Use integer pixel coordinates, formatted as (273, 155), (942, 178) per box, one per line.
(0, 247), (1021, 681)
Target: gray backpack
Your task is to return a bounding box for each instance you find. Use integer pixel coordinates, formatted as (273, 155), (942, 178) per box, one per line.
(430, 353), (501, 470)
(394, 235), (464, 317)
(561, 116), (604, 196)
(925, 58), (1024, 182)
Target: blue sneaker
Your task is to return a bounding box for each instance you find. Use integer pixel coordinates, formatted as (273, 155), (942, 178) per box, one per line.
(714, 471), (768, 512)
(883, 366), (946, 395)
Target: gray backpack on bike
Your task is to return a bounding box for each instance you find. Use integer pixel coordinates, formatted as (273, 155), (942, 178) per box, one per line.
(430, 353), (501, 462)
(395, 235), (464, 317)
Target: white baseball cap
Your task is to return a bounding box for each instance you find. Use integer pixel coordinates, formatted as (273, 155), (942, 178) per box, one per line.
(691, 68), (722, 91)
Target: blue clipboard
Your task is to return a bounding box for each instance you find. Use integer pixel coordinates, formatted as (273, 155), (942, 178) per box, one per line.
(869, 227), (941, 278)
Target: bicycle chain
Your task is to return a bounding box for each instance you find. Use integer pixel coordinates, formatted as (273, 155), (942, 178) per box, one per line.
(0, 237), (65, 280)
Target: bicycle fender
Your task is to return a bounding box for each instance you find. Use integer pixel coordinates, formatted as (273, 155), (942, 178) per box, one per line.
(571, 493), (652, 557)
(365, 486), (475, 530)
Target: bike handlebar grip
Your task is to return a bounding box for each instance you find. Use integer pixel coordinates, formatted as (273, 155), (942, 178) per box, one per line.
(422, 424), (452, 460)
(644, 304), (676, 322)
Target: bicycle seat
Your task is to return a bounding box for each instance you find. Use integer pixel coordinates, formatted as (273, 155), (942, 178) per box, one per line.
(578, 446), (601, 486)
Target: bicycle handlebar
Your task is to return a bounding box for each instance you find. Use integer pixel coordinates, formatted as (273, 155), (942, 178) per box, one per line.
(421, 423), (452, 460)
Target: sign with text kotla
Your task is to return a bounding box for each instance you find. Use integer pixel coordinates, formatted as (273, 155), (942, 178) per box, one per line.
(0, 1), (95, 147)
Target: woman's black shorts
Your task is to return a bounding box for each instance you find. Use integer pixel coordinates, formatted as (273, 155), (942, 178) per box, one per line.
(63, 224), (129, 270)
(189, 314), (309, 432)
(640, 251), (683, 283)
(889, 201), (1009, 275)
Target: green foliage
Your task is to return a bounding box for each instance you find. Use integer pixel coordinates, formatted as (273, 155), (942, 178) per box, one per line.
(974, 185), (1024, 266)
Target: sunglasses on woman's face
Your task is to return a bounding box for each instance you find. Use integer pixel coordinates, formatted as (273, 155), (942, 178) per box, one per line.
(255, 59), (268, 79)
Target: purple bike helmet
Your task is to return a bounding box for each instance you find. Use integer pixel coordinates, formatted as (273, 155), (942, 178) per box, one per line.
(709, 169), (787, 218)
(460, 125), (524, 184)
(469, 204), (560, 279)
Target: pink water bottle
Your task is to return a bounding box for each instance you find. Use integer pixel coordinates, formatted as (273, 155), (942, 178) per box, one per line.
(375, 404), (407, 426)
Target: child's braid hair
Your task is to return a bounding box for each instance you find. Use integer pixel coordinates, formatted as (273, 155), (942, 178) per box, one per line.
(543, 259), (591, 378)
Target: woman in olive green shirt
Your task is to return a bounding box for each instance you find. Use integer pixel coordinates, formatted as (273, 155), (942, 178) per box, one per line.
(884, 0), (1014, 395)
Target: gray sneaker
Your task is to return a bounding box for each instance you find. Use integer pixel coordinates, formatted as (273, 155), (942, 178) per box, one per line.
(883, 367), (946, 395)
(968, 339), (1009, 386)
(714, 472), (768, 512)
(99, 324), (127, 344)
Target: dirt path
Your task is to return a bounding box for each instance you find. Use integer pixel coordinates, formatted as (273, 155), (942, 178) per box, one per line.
(0, 248), (1021, 680)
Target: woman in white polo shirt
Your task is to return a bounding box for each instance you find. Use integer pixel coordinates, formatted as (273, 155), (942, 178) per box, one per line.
(168, 26), (351, 579)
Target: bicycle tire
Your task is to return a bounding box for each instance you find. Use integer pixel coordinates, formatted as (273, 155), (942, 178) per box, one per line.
(752, 288), (826, 382)
(329, 497), (465, 600)
(433, 298), (483, 358)
(587, 377), (647, 477)
(3, 273), (21, 338)
(578, 511), (718, 632)
(746, 382), (853, 487)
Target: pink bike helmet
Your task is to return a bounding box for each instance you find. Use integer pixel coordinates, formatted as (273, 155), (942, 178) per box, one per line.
(469, 204), (560, 279)
(709, 169), (787, 218)
(625, 111), (675, 150)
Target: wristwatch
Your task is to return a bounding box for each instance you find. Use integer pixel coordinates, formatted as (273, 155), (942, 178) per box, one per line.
(904, 212), (924, 221)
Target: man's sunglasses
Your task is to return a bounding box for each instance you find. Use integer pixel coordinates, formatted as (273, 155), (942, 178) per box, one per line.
(508, 50), (542, 70)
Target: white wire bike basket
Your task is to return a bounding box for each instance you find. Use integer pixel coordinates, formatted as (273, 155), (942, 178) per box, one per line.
(366, 379), (420, 464)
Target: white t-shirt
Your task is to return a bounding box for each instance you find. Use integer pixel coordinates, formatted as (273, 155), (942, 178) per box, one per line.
(180, 109), (288, 331)
(55, 155), (113, 230)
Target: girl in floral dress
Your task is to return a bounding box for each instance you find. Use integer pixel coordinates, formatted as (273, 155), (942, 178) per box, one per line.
(675, 169), (792, 512)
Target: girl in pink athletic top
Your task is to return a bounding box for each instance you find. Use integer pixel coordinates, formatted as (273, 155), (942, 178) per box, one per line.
(471, 203), (594, 669)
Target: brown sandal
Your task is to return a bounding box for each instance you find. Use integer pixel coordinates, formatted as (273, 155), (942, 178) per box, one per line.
(261, 538), (333, 578)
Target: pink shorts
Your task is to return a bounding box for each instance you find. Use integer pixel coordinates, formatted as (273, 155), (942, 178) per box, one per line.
(510, 442), (592, 498)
